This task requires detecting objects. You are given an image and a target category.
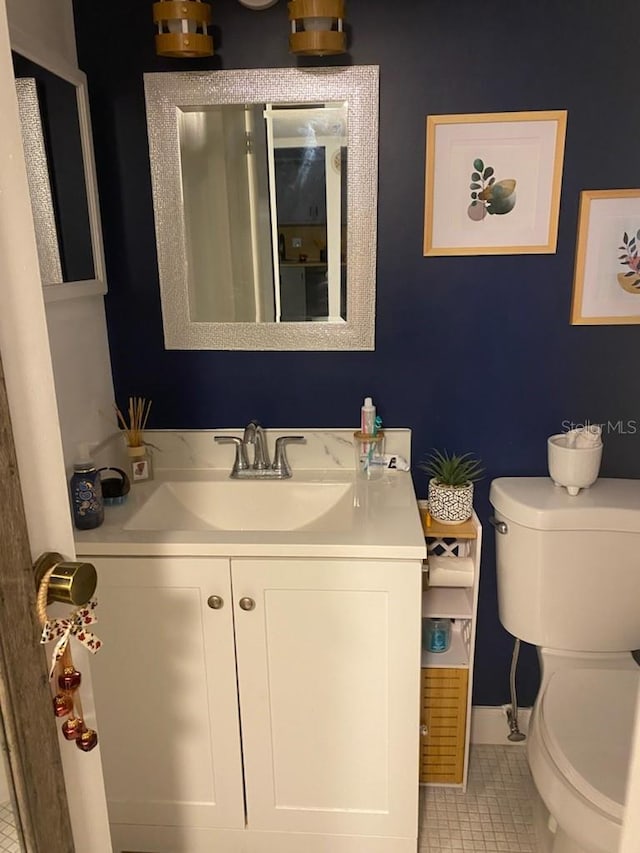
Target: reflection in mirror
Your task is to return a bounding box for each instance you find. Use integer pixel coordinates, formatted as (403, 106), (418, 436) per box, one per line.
(178, 103), (275, 323)
(144, 66), (378, 350)
(179, 102), (347, 324)
(271, 105), (347, 323)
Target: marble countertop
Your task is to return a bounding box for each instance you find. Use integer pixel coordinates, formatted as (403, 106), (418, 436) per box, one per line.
(75, 429), (427, 561)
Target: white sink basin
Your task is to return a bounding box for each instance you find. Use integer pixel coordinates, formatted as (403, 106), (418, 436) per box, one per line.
(123, 479), (355, 532)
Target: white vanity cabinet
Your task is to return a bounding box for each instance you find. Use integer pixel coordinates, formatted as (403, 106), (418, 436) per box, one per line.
(89, 557), (245, 846)
(90, 554), (422, 853)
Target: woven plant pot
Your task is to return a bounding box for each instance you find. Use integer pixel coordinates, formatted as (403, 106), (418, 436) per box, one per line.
(428, 478), (474, 524)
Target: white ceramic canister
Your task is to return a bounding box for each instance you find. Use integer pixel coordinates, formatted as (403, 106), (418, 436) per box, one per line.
(547, 434), (602, 496)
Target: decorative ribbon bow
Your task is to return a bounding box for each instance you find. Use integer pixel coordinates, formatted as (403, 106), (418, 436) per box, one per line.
(40, 599), (103, 678)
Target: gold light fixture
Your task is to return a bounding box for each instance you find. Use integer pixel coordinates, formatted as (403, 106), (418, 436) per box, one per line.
(153, 1), (214, 58)
(288, 0), (346, 56)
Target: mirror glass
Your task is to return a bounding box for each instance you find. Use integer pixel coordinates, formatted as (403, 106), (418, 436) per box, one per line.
(145, 66), (378, 350)
(179, 102), (347, 324)
(11, 50), (106, 295)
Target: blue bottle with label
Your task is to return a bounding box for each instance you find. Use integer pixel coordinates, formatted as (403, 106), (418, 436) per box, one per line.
(70, 444), (104, 530)
(427, 618), (451, 654)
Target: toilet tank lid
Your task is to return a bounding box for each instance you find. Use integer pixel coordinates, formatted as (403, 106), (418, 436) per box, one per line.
(490, 477), (640, 531)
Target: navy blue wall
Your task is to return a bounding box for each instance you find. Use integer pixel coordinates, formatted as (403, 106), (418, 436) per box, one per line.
(73, 0), (640, 706)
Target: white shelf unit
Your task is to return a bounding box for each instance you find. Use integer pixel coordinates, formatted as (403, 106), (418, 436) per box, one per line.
(422, 586), (473, 619)
(421, 618), (471, 669)
(418, 505), (482, 791)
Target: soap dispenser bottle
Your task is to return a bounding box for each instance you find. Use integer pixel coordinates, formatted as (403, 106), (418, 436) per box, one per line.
(69, 444), (104, 530)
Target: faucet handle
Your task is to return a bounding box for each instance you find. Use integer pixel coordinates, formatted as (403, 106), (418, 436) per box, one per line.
(214, 435), (250, 474)
(273, 436), (305, 478)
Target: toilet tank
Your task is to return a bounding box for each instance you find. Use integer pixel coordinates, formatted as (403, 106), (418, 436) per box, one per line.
(490, 477), (640, 652)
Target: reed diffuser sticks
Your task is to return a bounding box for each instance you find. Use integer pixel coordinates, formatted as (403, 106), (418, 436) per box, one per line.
(115, 397), (152, 448)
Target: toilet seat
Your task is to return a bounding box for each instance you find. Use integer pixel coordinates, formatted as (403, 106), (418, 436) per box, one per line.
(538, 668), (639, 821)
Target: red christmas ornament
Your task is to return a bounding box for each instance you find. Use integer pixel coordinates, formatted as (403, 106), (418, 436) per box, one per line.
(53, 693), (74, 718)
(58, 667), (82, 691)
(76, 728), (98, 752)
(62, 717), (85, 741)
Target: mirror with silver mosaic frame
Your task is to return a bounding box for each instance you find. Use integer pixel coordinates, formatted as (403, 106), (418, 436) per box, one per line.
(12, 48), (106, 299)
(144, 65), (379, 350)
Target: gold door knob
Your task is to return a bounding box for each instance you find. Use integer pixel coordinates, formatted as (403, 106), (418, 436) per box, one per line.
(33, 552), (97, 606)
(239, 597), (255, 611)
(207, 595), (224, 610)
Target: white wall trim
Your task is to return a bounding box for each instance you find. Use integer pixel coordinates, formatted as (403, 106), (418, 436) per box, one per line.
(471, 705), (531, 745)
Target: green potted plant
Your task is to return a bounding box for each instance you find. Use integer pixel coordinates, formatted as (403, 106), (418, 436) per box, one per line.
(420, 449), (484, 524)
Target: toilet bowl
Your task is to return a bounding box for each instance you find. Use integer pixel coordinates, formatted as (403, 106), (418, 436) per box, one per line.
(529, 668), (638, 853)
(489, 477), (640, 853)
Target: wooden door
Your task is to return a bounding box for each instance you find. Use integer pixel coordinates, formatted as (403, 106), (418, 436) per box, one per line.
(0, 5), (112, 849)
(0, 343), (74, 853)
(232, 557), (422, 840)
(90, 556), (245, 847)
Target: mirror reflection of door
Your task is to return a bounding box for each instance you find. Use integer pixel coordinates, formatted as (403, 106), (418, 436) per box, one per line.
(274, 146), (327, 321)
(269, 104), (347, 323)
(177, 101), (347, 324)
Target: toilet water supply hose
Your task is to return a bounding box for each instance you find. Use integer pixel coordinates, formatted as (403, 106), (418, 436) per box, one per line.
(507, 638), (526, 742)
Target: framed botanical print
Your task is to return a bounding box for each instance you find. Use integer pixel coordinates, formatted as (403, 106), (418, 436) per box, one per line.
(571, 189), (640, 325)
(424, 110), (567, 256)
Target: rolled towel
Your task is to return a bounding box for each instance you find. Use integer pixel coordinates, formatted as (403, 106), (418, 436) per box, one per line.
(575, 424), (602, 448)
(562, 425), (602, 449)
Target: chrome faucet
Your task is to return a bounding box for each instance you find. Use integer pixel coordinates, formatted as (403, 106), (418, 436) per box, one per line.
(243, 421), (270, 470)
(215, 423), (305, 479)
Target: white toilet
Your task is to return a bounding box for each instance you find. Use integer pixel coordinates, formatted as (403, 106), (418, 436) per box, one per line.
(490, 477), (640, 853)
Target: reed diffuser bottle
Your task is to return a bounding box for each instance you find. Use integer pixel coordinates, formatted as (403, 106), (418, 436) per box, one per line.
(115, 397), (153, 483)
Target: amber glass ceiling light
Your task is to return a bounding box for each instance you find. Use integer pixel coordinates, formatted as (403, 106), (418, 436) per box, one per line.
(288, 0), (346, 56)
(153, 1), (213, 57)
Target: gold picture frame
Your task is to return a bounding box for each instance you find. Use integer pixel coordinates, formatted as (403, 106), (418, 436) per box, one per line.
(571, 189), (640, 325)
(423, 110), (567, 256)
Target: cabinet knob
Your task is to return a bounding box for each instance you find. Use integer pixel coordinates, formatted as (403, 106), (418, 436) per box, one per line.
(239, 597), (256, 611)
(207, 595), (224, 610)
(420, 725), (429, 737)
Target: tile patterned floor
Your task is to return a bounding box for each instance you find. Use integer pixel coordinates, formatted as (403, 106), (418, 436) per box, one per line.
(0, 802), (19, 853)
(0, 746), (535, 853)
(419, 744), (537, 852)
(0, 803), (22, 853)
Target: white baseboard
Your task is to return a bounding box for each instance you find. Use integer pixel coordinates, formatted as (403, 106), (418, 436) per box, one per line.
(471, 705), (531, 745)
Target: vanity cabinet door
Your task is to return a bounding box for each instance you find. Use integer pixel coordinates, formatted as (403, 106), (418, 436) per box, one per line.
(90, 556), (245, 842)
(232, 558), (422, 840)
